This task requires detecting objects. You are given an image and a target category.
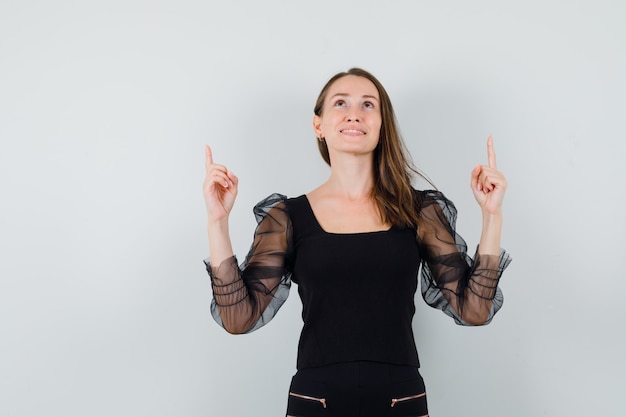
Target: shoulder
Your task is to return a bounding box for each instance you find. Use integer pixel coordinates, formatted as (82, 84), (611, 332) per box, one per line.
(413, 189), (453, 207)
(252, 193), (308, 220)
(413, 188), (457, 218)
(413, 188), (458, 228)
(252, 193), (288, 223)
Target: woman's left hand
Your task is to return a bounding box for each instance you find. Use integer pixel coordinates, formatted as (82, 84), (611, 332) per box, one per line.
(470, 136), (507, 215)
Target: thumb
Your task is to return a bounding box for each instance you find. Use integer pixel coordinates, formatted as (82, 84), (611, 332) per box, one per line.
(470, 164), (482, 192)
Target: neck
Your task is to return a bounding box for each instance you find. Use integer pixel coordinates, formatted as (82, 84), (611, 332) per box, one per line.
(325, 153), (375, 200)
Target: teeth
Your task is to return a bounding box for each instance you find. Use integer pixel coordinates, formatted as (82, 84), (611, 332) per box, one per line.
(341, 129), (363, 134)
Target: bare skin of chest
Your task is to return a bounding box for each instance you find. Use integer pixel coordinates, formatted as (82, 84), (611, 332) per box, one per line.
(307, 195), (391, 234)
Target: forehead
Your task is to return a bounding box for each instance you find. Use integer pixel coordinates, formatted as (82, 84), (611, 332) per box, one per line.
(326, 75), (379, 100)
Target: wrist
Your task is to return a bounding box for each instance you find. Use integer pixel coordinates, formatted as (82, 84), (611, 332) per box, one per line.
(207, 218), (234, 266)
(207, 217), (229, 235)
(481, 208), (503, 219)
(479, 211), (503, 255)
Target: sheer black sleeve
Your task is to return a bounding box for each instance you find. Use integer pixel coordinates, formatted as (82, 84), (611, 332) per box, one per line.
(204, 193), (293, 334)
(416, 190), (512, 325)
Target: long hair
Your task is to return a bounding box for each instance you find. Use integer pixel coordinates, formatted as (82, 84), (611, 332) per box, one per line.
(313, 68), (435, 228)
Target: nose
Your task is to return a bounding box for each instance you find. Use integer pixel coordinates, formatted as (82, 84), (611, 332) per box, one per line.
(345, 109), (361, 122)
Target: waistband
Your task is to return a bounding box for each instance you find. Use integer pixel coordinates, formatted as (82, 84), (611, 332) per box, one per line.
(295, 361), (421, 387)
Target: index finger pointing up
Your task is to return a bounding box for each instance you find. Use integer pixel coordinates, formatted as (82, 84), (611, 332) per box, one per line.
(205, 145), (213, 170)
(487, 136), (497, 169)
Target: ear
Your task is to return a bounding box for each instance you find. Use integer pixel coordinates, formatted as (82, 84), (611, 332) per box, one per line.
(312, 115), (323, 138)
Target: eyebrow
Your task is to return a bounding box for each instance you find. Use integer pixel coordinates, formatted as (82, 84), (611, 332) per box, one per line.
(330, 93), (380, 102)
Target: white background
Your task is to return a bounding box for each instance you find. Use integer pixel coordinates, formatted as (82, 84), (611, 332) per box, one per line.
(1, 1), (624, 416)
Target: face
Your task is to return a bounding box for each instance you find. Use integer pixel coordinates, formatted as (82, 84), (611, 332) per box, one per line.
(313, 75), (382, 160)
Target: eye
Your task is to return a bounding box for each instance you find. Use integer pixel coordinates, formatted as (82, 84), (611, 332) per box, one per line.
(363, 101), (375, 109)
(334, 99), (346, 107)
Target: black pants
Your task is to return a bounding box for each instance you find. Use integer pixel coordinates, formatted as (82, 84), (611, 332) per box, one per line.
(286, 361), (428, 417)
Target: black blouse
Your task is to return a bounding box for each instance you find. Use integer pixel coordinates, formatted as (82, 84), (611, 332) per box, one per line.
(205, 191), (511, 369)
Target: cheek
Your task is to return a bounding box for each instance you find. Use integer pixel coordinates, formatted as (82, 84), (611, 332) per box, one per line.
(373, 119), (382, 133)
(323, 113), (343, 127)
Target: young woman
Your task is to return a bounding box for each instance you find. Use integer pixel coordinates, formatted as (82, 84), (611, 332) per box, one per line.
(203, 68), (511, 417)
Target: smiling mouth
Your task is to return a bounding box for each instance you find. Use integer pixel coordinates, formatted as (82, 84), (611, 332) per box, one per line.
(340, 129), (365, 135)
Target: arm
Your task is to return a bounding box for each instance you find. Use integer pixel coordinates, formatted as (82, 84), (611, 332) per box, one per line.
(419, 137), (511, 325)
(203, 146), (292, 334)
(464, 136), (508, 323)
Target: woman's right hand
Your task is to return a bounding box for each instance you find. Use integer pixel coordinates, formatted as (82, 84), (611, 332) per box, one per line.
(203, 145), (239, 223)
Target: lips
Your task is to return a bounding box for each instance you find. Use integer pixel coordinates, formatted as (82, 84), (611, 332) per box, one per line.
(340, 128), (366, 135)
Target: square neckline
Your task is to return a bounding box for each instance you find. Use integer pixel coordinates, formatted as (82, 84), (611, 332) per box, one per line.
(301, 194), (395, 236)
